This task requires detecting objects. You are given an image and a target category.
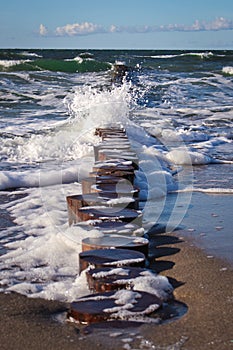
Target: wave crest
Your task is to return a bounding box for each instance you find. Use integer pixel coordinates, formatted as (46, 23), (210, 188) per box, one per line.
(222, 66), (233, 75)
(0, 58), (112, 73)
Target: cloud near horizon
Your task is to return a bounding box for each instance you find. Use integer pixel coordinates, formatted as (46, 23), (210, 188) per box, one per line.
(39, 17), (233, 37)
(39, 24), (48, 36)
(55, 22), (105, 36)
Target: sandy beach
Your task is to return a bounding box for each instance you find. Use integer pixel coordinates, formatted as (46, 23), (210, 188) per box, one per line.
(0, 192), (233, 350)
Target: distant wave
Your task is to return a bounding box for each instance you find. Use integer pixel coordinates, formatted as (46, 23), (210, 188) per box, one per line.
(174, 187), (233, 194)
(0, 57), (112, 73)
(150, 51), (214, 59)
(0, 59), (32, 69)
(222, 66), (233, 75)
(19, 51), (43, 58)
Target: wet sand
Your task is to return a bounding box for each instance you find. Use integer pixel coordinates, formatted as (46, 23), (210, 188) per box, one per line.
(0, 193), (233, 350)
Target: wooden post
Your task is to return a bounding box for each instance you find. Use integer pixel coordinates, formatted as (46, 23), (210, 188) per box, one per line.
(79, 248), (146, 273)
(81, 234), (149, 256)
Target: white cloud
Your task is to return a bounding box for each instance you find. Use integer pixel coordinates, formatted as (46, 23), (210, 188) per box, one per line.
(39, 24), (48, 36)
(105, 17), (233, 34)
(55, 22), (105, 36)
(109, 25), (118, 33)
(39, 17), (233, 37)
(184, 17), (233, 31)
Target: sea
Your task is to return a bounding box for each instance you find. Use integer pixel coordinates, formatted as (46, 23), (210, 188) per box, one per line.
(0, 49), (232, 303)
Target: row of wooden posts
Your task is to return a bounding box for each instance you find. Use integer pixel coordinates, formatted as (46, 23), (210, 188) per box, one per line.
(66, 126), (163, 324)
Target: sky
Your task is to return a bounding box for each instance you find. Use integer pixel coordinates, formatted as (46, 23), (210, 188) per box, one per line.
(1, 0), (233, 49)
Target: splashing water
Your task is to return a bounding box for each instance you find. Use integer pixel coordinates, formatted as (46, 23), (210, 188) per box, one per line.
(1, 49), (232, 302)
(65, 81), (135, 130)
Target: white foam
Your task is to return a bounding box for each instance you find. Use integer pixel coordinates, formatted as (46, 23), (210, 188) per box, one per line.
(166, 148), (233, 165)
(177, 130), (209, 142)
(0, 161), (93, 190)
(114, 60), (126, 65)
(131, 273), (173, 301)
(112, 270), (173, 301)
(166, 148), (213, 165)
(104, 257), (145, 266)
(1, 81), (162, 301)
(0, 183), (108, 300)
(1, 51), (233, 305)
(92, 268), (130, 278)
(0, 118), (171, 302)
(0, 59), (31, 68)
(1, 71), (231, 304)
(222, 66), (233, 75)
(73, 56), (83, 63)
(174, 186), (233, 194)
(65, 82), (133, 128)
(150, 52), (213, 59)
(106, 197), (135, 205)
(101, 290), (161, 319)
(20, 51), (42, 58)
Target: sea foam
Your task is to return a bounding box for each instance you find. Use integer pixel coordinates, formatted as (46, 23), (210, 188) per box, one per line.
(1, 65), (232, 303)
(222, 66), (233, 75)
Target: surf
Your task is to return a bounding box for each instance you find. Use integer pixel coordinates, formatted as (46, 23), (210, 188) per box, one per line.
(0, 57), (112, 73)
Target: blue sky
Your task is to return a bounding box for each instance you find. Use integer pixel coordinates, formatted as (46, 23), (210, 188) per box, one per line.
(1, 0), (233, 49)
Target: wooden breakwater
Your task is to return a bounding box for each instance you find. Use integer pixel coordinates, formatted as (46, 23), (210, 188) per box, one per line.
(66, 125), (172, 325)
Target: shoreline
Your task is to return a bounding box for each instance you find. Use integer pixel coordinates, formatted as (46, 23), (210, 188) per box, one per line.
(0, 192), (232, 349)
(0, 236), (232, 350)
(177, 192), (233, 265)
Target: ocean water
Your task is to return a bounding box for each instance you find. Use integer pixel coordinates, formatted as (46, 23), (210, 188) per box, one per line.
(0, 49), (232, 302)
